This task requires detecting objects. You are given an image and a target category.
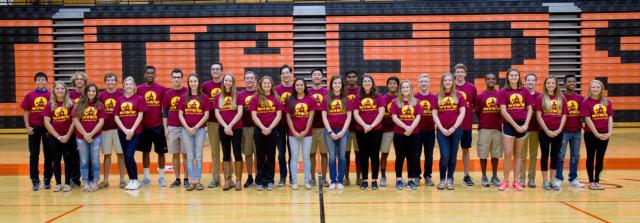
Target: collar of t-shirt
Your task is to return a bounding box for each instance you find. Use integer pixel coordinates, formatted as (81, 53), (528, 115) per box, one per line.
(35, 89), (48, 93)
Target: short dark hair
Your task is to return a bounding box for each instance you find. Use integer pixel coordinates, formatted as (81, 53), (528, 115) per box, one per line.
(484, 73), (496, 79)
(144, 65), (156, 72)
(34, 72), (48, 81)
(346, 71), (358, 76)
(565, 74), (576, 80)
(171, 68), (183, 77)
(280, 64), (292, 74)
(310, 68), (323, 75)
(212, 62), (223, 71)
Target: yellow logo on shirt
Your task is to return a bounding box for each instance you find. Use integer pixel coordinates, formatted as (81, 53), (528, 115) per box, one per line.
(104, 98), (116, 113)
(359, 98), (377, 111)
(329, 99), (345, 114)
(508, 93), (525, 109)
(185, 99), (202, 114)
(567, 100), (579, 116)
(439, 96), (458, 111)
(221, 96), (236, 110)
(210, 88), (221, 99)
(347, 94), (356, 102)
(82, 106), (98, 121)
(257, 99), (276, 112)
(33, 96), (47, 112)
(244, 95), (253, 107)
(548, 100), (560, 114)
(53, 106), (70, 122)
(119, 102), (137, 117)
(483, 97), (500, 112)
(385, 102), (392, 116)
(294, 103), (309, 117)
(144, 91), (160, 106)
(592, 104), (608, 119)
(280, 92), (291, 104)
(400, 105), (415, 120)
(419, 99), (432, 115)
(312, 93), (324, 107)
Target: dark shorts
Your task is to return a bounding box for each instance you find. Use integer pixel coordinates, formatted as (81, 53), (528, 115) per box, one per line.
(502, 120), (528, 139)
(461, 130), (472, 149)
(138, 125), (168, 154)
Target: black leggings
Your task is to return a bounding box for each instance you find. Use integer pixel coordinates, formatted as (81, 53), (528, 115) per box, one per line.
(356, 129), (382, 181)
(48, 135), (73, 185)
(254, 127), (277, 186)
(219, 127), (243, 162)
(393, 133), (419, 179)
(584, 132), (609, 183)
(538, 132), (563, 171)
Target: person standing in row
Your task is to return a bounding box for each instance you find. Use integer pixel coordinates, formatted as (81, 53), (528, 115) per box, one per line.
(180, 74), (210, 191)
(275, 65), (294, 187)
(250, 76), (283, 191)
(98, 73), (126, 189)
(379, 76), (399, 187)
(414, 74), (437, 186)
(453, 64), (477, 186)
(285, 78), (316, 190)
(137, 66), (168, 187)
(353, 75), (385, 190)
(498, 68), (533, 191)
(433, 73), (466, 190)
(162, 69), (189, 188)
(535, 76), (567, 190)
(114, 76), (146, 190)
(215, 74), (244, 191)
(344, 71), (361, 186)
(556, 74), (585, 188)
(521, 73), (539, 188)
(22, 72), (51, 191)
(72, 83), (105, 192)
(44, 81), (76, 192)
(322, 75), (352, 190)
(238, 71), (257, 188)
(68, 72), (87, 187)
(308, 69), (330, 187)
(475, 73), (503, 187)
(203, 63), (223, 188)
(581, 80), (613, 190)
(391, 80), (422, 190)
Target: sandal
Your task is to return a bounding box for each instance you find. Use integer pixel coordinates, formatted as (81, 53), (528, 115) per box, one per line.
(589, 183), (598, 190)
(186, 184), (195, 191)
(119, 181), (127, 189)
(98, 181), (109, 189)
(195, 183), (204, 191)
(596, 183), (605, 190)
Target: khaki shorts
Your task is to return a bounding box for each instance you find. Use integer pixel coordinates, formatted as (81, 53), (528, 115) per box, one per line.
(346, 131), (359, 152)
(166, 126), (185, 154)
(241, 127), (256, 155)
(101, 129), (122, 155)
(380, 131), (394, 153)
(311, 128), (327, 154)
(477, 129), (503, 159)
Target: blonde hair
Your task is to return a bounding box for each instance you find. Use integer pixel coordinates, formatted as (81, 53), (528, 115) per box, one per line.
(588, 80), (608, 106)
(218, 74), (237, 109)
(418, 73), (429, 82)
(396, 80), (416, 107)
(122, 76), (137, 95)
(542, 76), (563, 112)
(50, 81), (73, 111)
(71, 71), (88, 88)
(438, 73), (459, 106)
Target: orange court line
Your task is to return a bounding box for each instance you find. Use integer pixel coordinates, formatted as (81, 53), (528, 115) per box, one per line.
(44, 205), (83, 223)
(560, 201), (610, 223)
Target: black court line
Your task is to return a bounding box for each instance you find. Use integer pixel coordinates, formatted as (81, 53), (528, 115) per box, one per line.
(319, 175), (326, 223)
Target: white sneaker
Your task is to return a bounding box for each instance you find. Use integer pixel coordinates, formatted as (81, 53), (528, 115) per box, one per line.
(329, 183), (336, 190)
(141, 178), (151, 186)
(305, 183), (312, 190)
(125, 181), (133, 190)
(130, 180), (140, 190)
(291, 184), (298, 190)
(337, 183), (344, 190)
(569, 179), (585, 188)
(158, 177), (167, 187)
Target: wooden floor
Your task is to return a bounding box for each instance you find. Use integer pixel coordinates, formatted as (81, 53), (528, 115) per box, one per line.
(2, 128), (640, 222)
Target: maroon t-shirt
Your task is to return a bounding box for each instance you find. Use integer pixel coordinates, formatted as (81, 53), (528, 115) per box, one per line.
(321, 95), (353, 130)
(414, 92), (437, 131)
(214, 94), (243, 129)
(527, 91), (540, 131)
(202, 80), (222, 122)
(434, 92), (466, 129)
(249, 94), (284, 128)
(498, 88), (531, 122)
(43, 101), (73, 136)
(275, 84), (294, 106)
(180, 94), (211, 128)
(564, 92), (584, 132)
(137, 83), (166, 128)
(98, 89), (123, 130)
(114, 95), (147, 134)
(580, 98), (613, 133)
(238, 89), (256, 128)
(390, 99), (423, 135)
(285, 95), (317, 136)
(346, 87), (359, 130)
(382, 93), (397, 132)
(72, 101), (106, 138)
(69, 90), (82, 103)
(308, 87), (328, 129)
(20, 90), (51, 127)
(534, 95), (568, 131)
(455, 82), (477, 131)
(354, 93), (385, 131)
(162, 88), (187, 127)
(475, 90), (501, 130)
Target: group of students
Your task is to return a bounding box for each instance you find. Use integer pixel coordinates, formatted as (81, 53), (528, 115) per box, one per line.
(22, 63), (614, 193)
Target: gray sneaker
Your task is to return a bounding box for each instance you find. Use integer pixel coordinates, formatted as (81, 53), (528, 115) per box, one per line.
(277, 179), (285, 187)
(414, 177), (421, 187)
(491, 176), (501, 187)
(141, 178), (151, 187)
(379, 177), (387, 187)
(552, 179), (561, 190)
(208, 179), (219, 188)
(543, 181), (552, 190)
(158, 177), (167, 187)
(527, 178), (536, 188)
(267, 183), (274, 191)
(481, 176), (490, 187)
(446, 179), (455, 190)
(425, 176), (434, 186)
(320, 179), (330, 187)
(310, 179), (317, 187)
(256, 184), (264, 191)
(569, 179), (585, 188)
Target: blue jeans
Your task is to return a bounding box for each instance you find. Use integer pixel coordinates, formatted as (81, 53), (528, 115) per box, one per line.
(325, 129), (348, 184)
(118, 131), (141, 180)
(289, 136), (312, 185)
(183, 128), (206, 181)
(77, 136), (102, 183)
(556, 130), (581, 182)
(437, 129), (463, 181)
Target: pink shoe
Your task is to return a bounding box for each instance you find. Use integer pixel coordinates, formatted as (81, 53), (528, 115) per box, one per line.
(498, 181), (509, 191)
(512, 181), (524, 191)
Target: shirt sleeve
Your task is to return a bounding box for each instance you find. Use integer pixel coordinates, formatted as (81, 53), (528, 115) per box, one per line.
(20, 93), (30, 110)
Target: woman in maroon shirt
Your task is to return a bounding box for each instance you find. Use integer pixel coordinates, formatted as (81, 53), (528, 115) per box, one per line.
(72, 83), (105, 192)
(498, 68), (533, 191)
(214, 74), (243, 191)
(179, 74), (210, 191)
(44, 81), (76, 192)
(391, 80), (422, 190)
(581, 80), (613, 190)
(535, 77), (567, 190)
(322, 75), (352, 190)
(353, 75), (385, 190)
(114, 76), (146, 190)
(285, 78), (316, 190)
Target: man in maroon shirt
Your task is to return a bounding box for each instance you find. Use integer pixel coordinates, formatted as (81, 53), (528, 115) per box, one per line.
(344, 71), (361, 186)
(162, 69), (189, 188)
(21, 72), (51, 191)
(239, 71), (257, 187)
(308, 68), (330, 187)
(98, 73), (125, 189)
(556, 74), (585, 188)
(274, 65), (294, 187)
(454, 64), (477, 186)
(203, 63), (223, 188)
(137, 66), (168, 187)
(475, 73), (503, 187)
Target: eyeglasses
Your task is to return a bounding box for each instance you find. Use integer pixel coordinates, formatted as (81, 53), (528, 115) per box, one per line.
(171, 76), (183, 79)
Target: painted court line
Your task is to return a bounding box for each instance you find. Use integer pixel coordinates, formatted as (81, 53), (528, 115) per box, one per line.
(560, 201), (610, 223)
(44, 205), (83, 223)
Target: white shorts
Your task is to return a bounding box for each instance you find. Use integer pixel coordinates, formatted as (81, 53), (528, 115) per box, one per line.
(101, 129), (122, 155)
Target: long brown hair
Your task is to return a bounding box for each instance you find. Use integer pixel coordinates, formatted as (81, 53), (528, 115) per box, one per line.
(504, 68), (523, 90)
(73, 83), (104, 118)
(327, 75), (347, 111)
(359, 75), (378, 99)
(256, 76), (279, 106)
(218, 74), (237, 109)
(186, 73), (202, 101)
(438, 73), (459, 106)
(542, 76), (563, 112)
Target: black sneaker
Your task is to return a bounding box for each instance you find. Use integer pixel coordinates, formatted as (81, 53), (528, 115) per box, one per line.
(43, 179), (51, 190)
(408, 180), (417, 190)
(71, 179), (82, 187)
(32, 181), (40, 191)
(463, 175), (475, 186)
(170, 179), (181, 188)
(244, 176), (255, 188)
(360, 181), (368, 190)
(183, 178), (190, 189)
(371, 181), (379, 190)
